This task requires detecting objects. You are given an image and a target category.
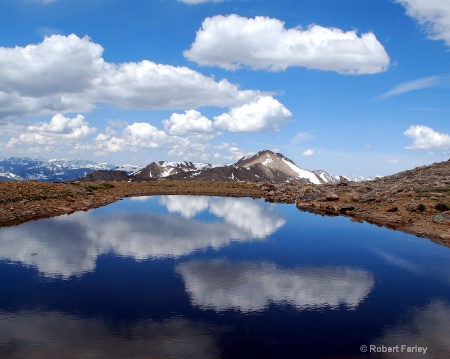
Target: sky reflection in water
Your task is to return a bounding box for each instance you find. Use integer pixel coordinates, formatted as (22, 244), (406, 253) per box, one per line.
(1, 195), (450, 358)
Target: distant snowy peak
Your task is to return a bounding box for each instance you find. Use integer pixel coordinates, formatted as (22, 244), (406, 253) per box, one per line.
(0, 157), (117, 182)
(313, 170), (336, 184)
(233, 150), (334, 184)
(133, 161), (212, 180)
(114, 164), (143, 175)
(333, 174), (377, 182)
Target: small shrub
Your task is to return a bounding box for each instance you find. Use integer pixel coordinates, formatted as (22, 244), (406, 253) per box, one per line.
(417, 203), (426, 212)
(435, 203), (450, 212)
(97, 183), (115, 189)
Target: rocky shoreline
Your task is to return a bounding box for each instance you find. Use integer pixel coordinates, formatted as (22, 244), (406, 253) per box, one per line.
(1, 160), (450, 249)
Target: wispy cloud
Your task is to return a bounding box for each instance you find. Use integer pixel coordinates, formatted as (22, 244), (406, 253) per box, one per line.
(396, 0), (450, 47)
(378, 74), (449, 99)
(290, 132), (313, 145)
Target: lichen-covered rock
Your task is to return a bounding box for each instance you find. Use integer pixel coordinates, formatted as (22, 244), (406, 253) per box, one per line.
(433, 213), (450, 223)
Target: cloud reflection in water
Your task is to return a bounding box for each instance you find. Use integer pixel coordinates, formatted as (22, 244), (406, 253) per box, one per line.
(0, 196), (285, 278)
(176, 259), (375, 312)
(375, 300), (450, 358)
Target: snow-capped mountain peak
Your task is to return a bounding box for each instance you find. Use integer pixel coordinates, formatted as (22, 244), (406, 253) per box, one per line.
(231, 150), (332, 184)
(133, 161), (212, 181)
(143, 150), (335, 184)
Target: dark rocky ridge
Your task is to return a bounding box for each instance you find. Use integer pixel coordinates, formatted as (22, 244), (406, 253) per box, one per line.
(79, 170), (129, 182)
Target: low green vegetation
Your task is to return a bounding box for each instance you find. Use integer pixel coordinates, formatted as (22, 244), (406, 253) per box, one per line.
(435, 203), (450, 212)
(83, 182), (115, 194)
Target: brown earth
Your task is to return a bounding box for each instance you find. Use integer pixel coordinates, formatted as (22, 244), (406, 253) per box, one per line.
(1, 160), (450, 249)
(0, 180), (264, 228)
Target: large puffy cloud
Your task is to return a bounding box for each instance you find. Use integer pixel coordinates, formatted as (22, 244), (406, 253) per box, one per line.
(0, 34), (103, 97)
(0, 34), (262, 121)
(404, 125), (450, 150)
(176, 260), (375, 312)
(6, 114), (96, 149)
(214, 96), (292, 132)
(162, 110), (214, 135)
(94, 60), (258, 110)
(93, 95), (292, 156)
(184, 14), (390, 74)
(94, 122), (182, 153)
(396, 0), (450, 46)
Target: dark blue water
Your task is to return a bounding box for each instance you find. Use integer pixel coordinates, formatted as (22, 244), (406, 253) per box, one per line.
(1, 195), (450, 358)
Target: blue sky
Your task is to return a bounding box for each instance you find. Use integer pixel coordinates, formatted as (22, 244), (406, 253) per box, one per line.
(0, 0), (449, 176)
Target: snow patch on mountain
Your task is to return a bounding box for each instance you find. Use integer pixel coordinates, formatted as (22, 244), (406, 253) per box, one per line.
(133, 161), (212, 181)
(281, 158), (321, 184)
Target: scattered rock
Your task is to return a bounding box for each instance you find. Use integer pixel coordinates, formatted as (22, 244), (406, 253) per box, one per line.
(326, 193), (339, 201)
(339, 176), (350, 184)
(433, 213), (450, 223)
(339, 206), (356, 214)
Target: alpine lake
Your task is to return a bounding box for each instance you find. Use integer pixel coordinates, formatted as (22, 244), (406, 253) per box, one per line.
(1, 195), (450, 358)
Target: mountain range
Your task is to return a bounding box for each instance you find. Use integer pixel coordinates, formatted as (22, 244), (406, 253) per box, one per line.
(83, 150), (337, 185)
(0, 157), (117, 182)
(1, 151), (371, 184)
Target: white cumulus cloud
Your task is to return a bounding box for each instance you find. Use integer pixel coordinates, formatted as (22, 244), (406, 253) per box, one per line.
(214, 96), (292, 132)
(6, 114), (96, 149)
(162, 110), (214, 135)
(396, 0), (450, 46)
(302, 149), (314, 156)
(0, 34), (263, 121)
(404, 125), (450, 150)
(95, 122), (181, 153)
(184, 14), (390, 74)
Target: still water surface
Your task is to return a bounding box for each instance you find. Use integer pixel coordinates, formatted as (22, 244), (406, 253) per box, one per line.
(1, 195), (450, 358)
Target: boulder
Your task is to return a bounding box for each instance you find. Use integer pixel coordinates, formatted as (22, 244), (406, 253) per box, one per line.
(432, 213), (450, 223)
